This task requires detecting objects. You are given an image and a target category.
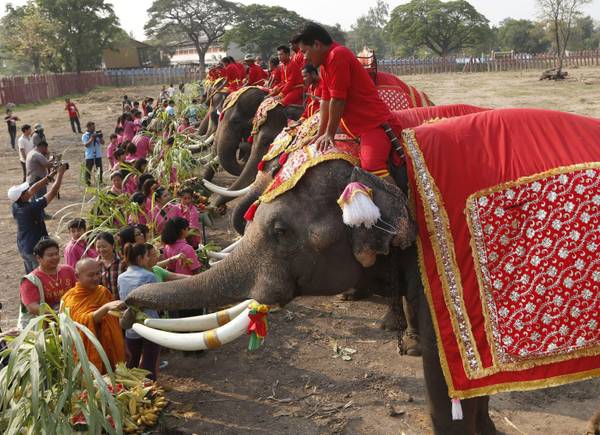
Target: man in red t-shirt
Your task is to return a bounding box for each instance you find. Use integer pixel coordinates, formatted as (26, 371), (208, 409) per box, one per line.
(271, 45), (304, 106)
(267, 57), (282, 89)
(65, 98), (82, 134)
(244, 54), (268, 86)
(222, 56), (245, 92)
(300, 64), (322, 120)
(295, 23), (395, 183)
(18, 238), (77, 329)
(290, 40), (306, 70)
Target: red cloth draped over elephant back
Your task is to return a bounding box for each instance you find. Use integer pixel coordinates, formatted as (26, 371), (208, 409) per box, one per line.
(402, 108), (600, 400)
(375, 72), (433, 111)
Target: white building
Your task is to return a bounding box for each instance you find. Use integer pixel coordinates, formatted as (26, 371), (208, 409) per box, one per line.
(169, 40), (244, 67)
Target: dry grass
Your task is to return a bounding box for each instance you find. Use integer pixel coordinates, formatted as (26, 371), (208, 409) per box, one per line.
(402, 66), (600, 117)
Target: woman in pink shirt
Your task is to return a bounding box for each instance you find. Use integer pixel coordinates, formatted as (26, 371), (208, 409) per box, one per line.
(150, 187), (177, 235)
(122, 113), (136, 142)
(161, 217), (201, 275)
(174, 188), (202, 248)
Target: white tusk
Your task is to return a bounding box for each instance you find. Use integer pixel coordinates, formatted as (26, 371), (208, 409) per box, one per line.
(203, 180), (253, 197)
(205, 133), (214, 145)
(206, 251), (229, 260)
(144, 299), (252, 332)
(221, 238), (242, 253)
(133, 302), (257, 351)
(209, 258), (221, 267)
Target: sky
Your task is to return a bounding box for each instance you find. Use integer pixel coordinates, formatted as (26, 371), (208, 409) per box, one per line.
(1, 0), (599, 41)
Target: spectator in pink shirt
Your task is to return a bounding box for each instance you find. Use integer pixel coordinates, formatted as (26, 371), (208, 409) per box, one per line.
(122, 113), (136, 142)
(132, 131), (151, 159)
(176, 117), (196, 134)
(161, 217), (201, 275)
(128, 193), (148, 225)
(115, 126), (124, 145)
(111, 148), (126, 171)
(109, 170), (124, 195)
(150, 187), (177, 234)
(174, 188), (201, 248)
(106, 133), (119, 167)
(63, 218), (97, 268)
(124, 141), (137, 163)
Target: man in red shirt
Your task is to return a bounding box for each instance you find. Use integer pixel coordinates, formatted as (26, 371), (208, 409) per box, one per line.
(18, 238), (77, 329)
(65, 98), (82, 134)
(295, 23), (395, 183)
(300, 64), (322, 120)
(244, 54), (268, 86)
(222, 56), (245, 92)
(267, 57), (282, 89)
(290, 40), (306, 70)
(271, 45), (304, 106)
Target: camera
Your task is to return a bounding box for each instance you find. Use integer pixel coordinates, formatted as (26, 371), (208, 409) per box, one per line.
(51, 153), (69, 171)
(94, 130), (103, 139)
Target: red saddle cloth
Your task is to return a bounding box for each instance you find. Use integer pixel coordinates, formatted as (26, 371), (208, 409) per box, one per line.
(402, 108), (600, 399)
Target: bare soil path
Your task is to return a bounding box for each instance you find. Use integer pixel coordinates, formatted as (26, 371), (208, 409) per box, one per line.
(1, 69), (599, 434)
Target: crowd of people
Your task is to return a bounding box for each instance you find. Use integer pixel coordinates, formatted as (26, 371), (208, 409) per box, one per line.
(6, 22), (403, 378)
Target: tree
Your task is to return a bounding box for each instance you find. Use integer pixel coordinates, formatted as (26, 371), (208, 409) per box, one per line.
(348, 0), (389, 56)
(497, 18), (550, 53)
(145, 0), (240, 74)
(386, 0), (491, 57)
(0, 2), (61, 74)
(537, 0), (592, 76)
(567, 15), (600, 50)
(223, 5), (305, 61)
(36, 0), (119, 72)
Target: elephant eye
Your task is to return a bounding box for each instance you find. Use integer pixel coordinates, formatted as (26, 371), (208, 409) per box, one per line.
(272, 222), (287, 240)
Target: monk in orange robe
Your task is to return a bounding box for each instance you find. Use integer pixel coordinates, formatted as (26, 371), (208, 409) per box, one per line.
(62, 258), (126, 373)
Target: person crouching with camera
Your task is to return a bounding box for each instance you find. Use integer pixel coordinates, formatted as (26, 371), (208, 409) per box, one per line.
(82, 121), (105, 186)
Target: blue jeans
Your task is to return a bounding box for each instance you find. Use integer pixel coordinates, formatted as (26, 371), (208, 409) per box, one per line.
(22, 253), (38, 274)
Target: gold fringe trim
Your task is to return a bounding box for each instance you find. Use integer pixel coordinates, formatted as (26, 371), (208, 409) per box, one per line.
(403, 128), (484, 377)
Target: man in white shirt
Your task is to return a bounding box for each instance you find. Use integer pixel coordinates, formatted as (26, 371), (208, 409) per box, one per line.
(166, 83), (176, 98)
(18, 124), (34, 182)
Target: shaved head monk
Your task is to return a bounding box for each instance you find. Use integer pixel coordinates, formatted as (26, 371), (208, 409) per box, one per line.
(61, 258), (126, 372)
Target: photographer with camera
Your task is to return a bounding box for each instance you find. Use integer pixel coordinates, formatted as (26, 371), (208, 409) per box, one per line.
(26, 140), (54, 200)
(8, 162), (68, 273)
(82, 121), (104, 186)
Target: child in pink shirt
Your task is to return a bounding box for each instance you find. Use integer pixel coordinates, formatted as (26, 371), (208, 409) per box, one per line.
(132, 132), (151, 159)
(109, 170), (124, 195)
(111, 148), (126, 171)
(107, 133), (119, 167)
(63, 218), (97, 267)
(175, 188), (202, 248)
(161, 217), (201, 275)
(115, 126), (124, 145)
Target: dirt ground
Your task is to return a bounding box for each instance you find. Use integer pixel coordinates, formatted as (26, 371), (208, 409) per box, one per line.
(1, 68), (599, 434)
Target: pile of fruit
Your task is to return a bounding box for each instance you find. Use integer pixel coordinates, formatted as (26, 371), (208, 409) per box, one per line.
(115, 364), (168, 433)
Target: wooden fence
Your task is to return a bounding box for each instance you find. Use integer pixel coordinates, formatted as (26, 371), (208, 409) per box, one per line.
(378, 50), (600, 76)
(105, 67), (204, 87)
(0, 71), (110, 106)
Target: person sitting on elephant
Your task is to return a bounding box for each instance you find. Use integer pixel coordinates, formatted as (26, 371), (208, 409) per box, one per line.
(244, 54), (268, 86)
(222, 56), (245, 92)
(290, 38), (306, 70)
(294, 23), (398, 186)
(270, 45), (304, 106)
(161, 217), (201, 276)
(267, 57), (282, 89)
(300, 64), (322, 121)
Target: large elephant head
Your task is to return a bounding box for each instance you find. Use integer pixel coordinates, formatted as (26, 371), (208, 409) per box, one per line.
(125, 159), (416, 312)
(212, 104), (303, 208)
(214, 88), (268, 176)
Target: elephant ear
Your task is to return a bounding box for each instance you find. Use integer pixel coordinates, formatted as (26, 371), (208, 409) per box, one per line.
(343, 167), (417, 267)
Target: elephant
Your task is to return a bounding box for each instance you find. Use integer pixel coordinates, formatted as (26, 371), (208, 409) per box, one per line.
(212, 103), (303, 208)
(124, 158), (496, 435)
(212, 87), (303, 178)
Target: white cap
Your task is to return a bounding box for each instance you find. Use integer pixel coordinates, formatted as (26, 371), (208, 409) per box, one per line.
(7, 182), (30, 202)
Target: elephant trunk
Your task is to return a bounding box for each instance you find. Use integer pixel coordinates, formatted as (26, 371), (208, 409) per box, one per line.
(216, 124), (249, 176)
(231, 171), (273, 235)
(214, 108), (286, 207)
(125, 238), (256, 312)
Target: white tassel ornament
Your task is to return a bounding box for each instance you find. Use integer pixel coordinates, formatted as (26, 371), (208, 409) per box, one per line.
(451, 398), (463, 420)
(337, 182), (381, 228)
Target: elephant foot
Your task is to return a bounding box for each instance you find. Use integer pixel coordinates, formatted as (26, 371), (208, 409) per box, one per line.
(340, 287), (370, 301)
(377, 307), (400, 331)
(397, 329), (422, 356)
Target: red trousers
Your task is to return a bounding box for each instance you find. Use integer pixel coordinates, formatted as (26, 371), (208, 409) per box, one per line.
(359, 126), (392, 177)
(282, 87), (303, 106)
